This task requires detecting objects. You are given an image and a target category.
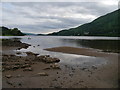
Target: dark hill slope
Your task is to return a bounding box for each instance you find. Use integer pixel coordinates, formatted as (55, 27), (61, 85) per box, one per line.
(0, 26), (25, 36)
(48, 9), (120, 37)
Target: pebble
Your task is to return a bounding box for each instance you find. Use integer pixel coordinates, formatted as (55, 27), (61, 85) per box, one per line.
(5, 75), (12, 78)
(36, 72), (48, 76)
(6, 80), (13, 85)
(50, 64), (61, 69)
(23, 67), (33, 71)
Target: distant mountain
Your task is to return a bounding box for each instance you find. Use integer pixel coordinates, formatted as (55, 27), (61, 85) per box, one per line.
(48, 9), (120, 37)
(0, 26), (25, 36)
(37, 34), (47, 36)
(24, 33), (37, 36)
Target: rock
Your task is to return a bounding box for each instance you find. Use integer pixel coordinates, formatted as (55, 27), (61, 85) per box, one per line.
(14, 62), (22, 65)
(43, 57), (60, 63)
(12, 65), (20, 70)
(36, 72), (48, 76)
(38, 55), (50, 58)
(43, 64), (61, 70)
(26, 52), (39, 56)
(21, 64), (31, 68)
(69, 73), (73, 77)
(28, 37), (31, 40)
(18, 83), (22, 86)
(53, 78), (57, 81)
(37, 45), (40, 46)
(37, 55), (50, 61)
(5, 66), (12, 70)
(17, 47), (21, 50)
(16, 74), (23, 78)
(16, 52), (21, 55)
(81, 67), (87, 70)
(23, 67), (33, 71)
(2, 68), (5, 72)
(92, 65), (97, 69)
(6, 80), (13, 85)
(43, 67), (51, 70)
(50, 64), (61, 69)
(5, 75), (12, 78)
(2, 62), (6, 65)
(54, 86), (62, 88)
(10, 54), (15, 57)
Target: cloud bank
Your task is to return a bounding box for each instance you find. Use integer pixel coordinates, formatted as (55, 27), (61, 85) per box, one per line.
(1, 1), (118, 34)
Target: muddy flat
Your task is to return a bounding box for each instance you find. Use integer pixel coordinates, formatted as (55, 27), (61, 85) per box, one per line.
(44, 46), (117, 57)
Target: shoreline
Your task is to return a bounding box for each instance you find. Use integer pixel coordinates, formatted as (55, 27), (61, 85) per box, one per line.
(1, 38), (119, 88)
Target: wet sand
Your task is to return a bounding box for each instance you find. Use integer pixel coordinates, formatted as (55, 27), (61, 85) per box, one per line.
(44, 46), (117, 57)
(1, 39), (119, 88)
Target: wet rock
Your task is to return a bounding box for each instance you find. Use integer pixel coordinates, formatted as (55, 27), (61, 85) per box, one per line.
(50, 64), (61, 69)
(26, 52), (39, 56)
(16, 74), (23, 78)
(88, 75), (91, 77)
(69, 73), (73, 77)
(54, 85), (62, 88)
(53, 78), (57, 81)
(16, 52), (21, 55)
(37, 55), (50, 62)
(14, 62), (22, 65)
(18, 83), (22, 86)
(17, 47), (21, 50)
(79, 81), (84, 83)
(2, 62), (6, 65)
(28, 37), (31, 40)
(43, 67), (51, 70)
(6, 80), (13, 85)
(81, 67), (87, 70)
(71, 67), (75, 70)
(92, 65), (97, 69)
(9, 54), (15, 57)
(12, 65), (20, 70)
(2, 68), (5, 72)
(43, 57), (60, 63)
(23, 67), (33, 71)
(38, 55), (50, 59)
(5, 75), (12, 78)
(21, 64), (31, 68)
(4, 66), (12, 70)
(36, 72), (48, 76)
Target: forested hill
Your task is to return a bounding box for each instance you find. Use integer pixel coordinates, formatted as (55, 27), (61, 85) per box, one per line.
(0, 26), (25, 36)
(48, 9), (120, 37)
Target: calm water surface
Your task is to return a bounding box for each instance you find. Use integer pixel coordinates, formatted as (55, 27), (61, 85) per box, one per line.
(1, 36), (120, 67)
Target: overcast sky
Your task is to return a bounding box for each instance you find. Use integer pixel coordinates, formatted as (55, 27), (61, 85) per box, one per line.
(1, 0), (119, 34)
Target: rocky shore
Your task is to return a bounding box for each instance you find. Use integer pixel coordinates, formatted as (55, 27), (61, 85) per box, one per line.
(1, 38), (119, 88)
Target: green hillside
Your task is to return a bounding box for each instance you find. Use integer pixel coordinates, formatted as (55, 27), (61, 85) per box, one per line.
(48, 9), (120, 37)
(0, 26), (25, 36)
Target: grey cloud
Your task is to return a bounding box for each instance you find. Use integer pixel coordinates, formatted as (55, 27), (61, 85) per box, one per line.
(2, 2), (118, 34)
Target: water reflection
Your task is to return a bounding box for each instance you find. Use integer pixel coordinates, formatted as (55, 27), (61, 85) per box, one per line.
(59, 39), (120, 53)
(19, 46), (107, 67)
(2, 36), (113, 67)
(1, 36), (120, 53)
